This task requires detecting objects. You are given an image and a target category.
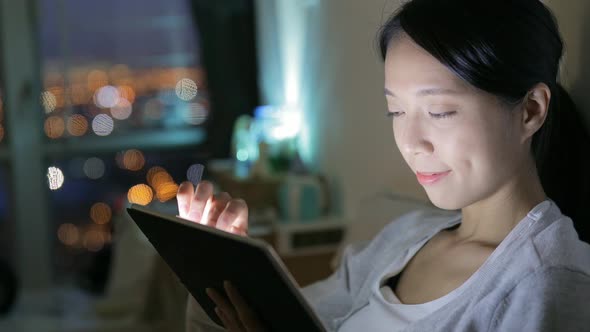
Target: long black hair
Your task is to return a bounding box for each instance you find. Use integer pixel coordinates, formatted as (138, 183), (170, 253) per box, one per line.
(378, 0), (590, 242)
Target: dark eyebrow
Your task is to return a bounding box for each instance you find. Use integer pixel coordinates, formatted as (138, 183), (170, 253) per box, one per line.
(384, 87), (463, 97)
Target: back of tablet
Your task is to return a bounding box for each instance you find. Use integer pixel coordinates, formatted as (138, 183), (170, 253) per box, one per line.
(127, 205), (327, 332)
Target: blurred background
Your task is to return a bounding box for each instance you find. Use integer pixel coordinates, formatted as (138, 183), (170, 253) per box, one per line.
(0, 0), (588, 331)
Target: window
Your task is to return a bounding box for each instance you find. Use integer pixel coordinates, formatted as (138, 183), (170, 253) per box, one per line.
(0, 0), (259, 291)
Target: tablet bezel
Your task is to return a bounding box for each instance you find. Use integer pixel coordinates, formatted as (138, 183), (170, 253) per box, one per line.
(126, 204), (327, 331)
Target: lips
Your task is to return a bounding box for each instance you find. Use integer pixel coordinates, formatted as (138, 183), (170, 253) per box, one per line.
(416, 170), (451, 185)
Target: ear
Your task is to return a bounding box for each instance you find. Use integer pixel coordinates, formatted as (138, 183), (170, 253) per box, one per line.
(519, 83), (551, 144)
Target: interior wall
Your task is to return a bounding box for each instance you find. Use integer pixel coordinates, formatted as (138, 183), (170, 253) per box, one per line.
(548, 0), (590, 125)
(307, 0), (427, 220)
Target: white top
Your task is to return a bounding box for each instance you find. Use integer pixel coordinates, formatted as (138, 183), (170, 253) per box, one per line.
(338, 236), (463, 332)
(186, 199), (590, 332)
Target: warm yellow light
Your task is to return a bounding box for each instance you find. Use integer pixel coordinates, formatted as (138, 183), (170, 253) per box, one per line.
(109, 64), (131, 83)
(57, 223), (79, 246)
(156, 182), (179, 202)
(70, 84), (89, 105)
(128, 184), (154, 206)
(147, 166), (168, 187)
(44, 116), (65, 139)
(117, 85), (136, 104)
(123, 149), (145, 171)
(151, 171), (174, 192)
(47, 86), (65, 109)
(67, 114), (89, 136)
(90, 202), (112, 225)
(87, 70), (109, 92)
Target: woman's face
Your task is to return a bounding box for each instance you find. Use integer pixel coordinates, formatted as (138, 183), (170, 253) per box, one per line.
(384, 36), (528, 210)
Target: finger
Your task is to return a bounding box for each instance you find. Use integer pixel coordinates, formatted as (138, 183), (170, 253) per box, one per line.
(207, 288), (245, 331)
(177, 181), (194, 218)
(218, 199), (249, 236)
(187, 180), (214, 223)
(214, 307), (234, 331)
(224, 281), (263, 331)
(201, 192), (232, 228)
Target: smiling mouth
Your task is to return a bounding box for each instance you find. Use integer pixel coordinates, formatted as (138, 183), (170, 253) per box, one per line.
(416, 170), (451, 185)
(416, 170), (451, 175)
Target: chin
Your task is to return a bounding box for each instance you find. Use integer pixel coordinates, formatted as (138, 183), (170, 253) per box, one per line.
(425, 192), (464, 211)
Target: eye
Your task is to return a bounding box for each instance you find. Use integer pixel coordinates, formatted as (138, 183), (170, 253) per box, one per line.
(387, 111), (456, 119)
(386, 111), (404, 118)
(429, 111), (457, 119)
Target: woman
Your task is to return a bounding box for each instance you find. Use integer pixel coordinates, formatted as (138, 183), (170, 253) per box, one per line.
(177, 0), (590, 330)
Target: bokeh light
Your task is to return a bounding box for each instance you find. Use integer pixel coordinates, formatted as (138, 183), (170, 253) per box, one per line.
(69, 84), (89, 105)
(92, 114), (114, 136)
(156, 182), (179, 202)
(147, 166), (166, 186)
(44, 116), (65, 139)
(128, 184), (154, 206)
(148, 167), (173, 191)
(83, 229), (105, 252)
(90, 202), (112, 225)
(183, 102), (208, 125)
(187, 164), (204, 185)
(67, 114), (89, 136)
(110, 98), (133, 120)
(109, 64), (131, 84)
(117, 85), (136, 104)
(94, 85), (120, 108)
(175, 78), (198, 101)
(87, 70), (109, 92)
(83, 157), (105, 179)
(47, 166), (65, 190)
(41, 91), (57, 113)
(123, 149), (145, 171)
(47, 87), (65, 109)
(57, 223), (79, 246)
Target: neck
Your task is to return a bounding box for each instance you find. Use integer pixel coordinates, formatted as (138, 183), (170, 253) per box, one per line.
(453, 161), (547, 246)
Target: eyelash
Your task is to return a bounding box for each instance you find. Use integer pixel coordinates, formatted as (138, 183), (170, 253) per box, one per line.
(385, 111), (457, 119)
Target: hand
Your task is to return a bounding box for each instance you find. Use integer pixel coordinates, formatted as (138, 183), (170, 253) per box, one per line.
(177, 180), (249, 236)
(206, 281), (267, 332)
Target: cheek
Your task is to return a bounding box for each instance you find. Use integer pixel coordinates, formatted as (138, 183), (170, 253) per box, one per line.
(453, 121), (517, 178)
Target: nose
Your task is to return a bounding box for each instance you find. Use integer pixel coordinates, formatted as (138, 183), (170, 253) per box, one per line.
(395, 114), (434, 156)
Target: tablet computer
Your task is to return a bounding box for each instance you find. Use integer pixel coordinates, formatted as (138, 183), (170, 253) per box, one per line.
(126, 205), (327, 332)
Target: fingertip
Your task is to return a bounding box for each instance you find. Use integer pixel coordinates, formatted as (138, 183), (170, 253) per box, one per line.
(177, 182), (194, 200)
(178, 181), (193, 191)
